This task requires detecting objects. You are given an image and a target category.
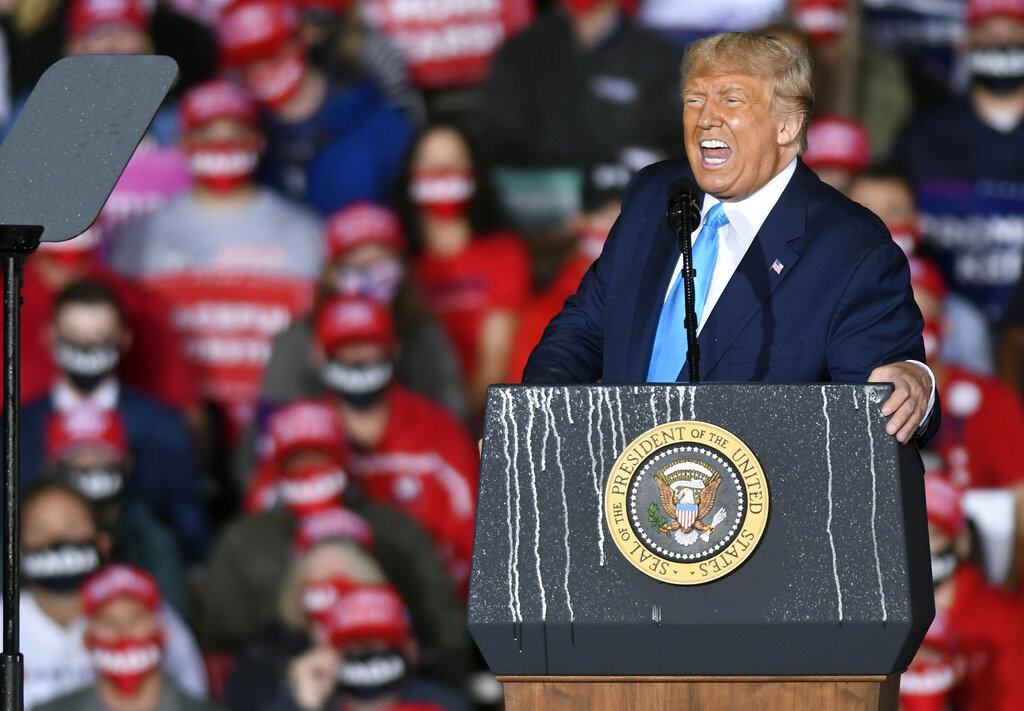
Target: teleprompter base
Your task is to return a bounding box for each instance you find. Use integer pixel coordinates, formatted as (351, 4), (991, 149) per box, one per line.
(498, 674), (901, 711)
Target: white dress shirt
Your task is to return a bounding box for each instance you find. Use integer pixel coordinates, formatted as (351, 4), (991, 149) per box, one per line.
(663, 158), (935, 427)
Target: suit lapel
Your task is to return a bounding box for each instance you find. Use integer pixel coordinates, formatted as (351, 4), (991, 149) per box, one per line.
(682, 162), (812, 380)
(627, 217), (681, 381)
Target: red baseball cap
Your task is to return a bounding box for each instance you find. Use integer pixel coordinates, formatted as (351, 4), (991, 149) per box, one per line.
(925, 475), (966, 538)
(264, 400), (346, 465)
(320, 585), (411, 650)
(45, 408), (128, 462)
(967, 0), (1024, 25)
(217, 0), (299, 69)
(325, 202), (405, 261)
(908, 256), (947, 302)
(313, 295), (395, 351)
(67, 0), (149, 40)
(791, 0), (848, 44)
(803, 116), (871, 173)
(293, 506), (376, 552)
(81, 564), (161, 616)
(181, 79), (259, 132)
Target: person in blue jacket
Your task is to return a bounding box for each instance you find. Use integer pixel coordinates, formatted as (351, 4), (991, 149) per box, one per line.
(20, 280), (211, 563)
(215, 0), (414, 216)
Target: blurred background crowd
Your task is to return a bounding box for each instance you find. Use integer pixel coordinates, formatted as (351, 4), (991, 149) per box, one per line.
(2, 0), (1024, 709)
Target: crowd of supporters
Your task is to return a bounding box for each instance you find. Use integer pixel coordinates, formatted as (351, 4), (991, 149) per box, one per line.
(1, 0), (1023, 709)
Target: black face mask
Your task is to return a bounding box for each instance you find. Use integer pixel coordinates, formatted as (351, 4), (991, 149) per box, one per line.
(969, 45), (1024, 95)
(931, 545), (958, 588)
(321, 358), (394, 410)
(55, 465), (126, 507)
(22, 541), (101, 593)
(54, 340), (120, 393)
(337, 650), (407, 701)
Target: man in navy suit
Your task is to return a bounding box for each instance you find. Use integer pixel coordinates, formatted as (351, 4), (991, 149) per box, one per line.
(523, 32), (938, 444)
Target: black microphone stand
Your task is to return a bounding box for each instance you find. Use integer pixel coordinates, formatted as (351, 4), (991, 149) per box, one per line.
(667, 184), (702, 382)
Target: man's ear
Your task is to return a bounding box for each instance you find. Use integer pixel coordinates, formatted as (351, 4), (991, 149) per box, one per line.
(777, 112), (803, 148)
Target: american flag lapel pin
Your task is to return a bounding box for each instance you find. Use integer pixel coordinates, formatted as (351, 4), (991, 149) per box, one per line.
(771, 259), (784, 274)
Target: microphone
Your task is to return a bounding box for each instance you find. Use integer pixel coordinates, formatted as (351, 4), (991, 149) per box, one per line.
(665, 177), (702, 383)
(666, 178), (701, 249)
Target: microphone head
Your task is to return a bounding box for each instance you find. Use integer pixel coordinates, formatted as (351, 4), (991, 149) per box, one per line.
(666, 177), (701, 234)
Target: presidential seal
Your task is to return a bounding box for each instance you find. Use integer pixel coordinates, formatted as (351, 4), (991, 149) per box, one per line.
(604, 421), (769, 585)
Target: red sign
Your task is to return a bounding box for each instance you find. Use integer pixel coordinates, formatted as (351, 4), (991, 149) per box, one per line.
(144, 272), (314, 441)
(364, 0), (534, 89)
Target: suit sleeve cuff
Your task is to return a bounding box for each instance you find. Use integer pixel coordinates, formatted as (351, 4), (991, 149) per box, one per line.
(905, 359), (936, 432)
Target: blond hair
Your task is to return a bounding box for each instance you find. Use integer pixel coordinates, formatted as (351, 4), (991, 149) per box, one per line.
(680, 32), (814, 152)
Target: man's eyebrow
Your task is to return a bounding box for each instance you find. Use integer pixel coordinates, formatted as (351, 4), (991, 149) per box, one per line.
(715, 85), (748, 97)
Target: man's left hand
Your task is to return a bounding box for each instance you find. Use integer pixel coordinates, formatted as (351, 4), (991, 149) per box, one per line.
(868, 362), (932, 443)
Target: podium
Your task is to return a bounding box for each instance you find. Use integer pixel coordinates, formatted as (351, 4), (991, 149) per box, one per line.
(468, 384), (932, 710)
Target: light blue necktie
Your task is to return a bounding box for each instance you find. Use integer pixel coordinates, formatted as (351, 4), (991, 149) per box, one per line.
(647, 203), (729, 382)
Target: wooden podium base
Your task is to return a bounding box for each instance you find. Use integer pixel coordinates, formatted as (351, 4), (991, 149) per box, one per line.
(499, 675), (901, 711)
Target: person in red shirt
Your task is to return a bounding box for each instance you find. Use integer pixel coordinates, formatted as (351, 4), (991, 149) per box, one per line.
(900, 474), (1024, 711)
(506, 169), (628, 382)
(309, 294), (479, 599)
(396, 122), (531, 418)
(20, 223), (197, 412)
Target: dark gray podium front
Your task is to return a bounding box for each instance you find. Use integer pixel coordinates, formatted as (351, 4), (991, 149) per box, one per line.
(468, 384), (932, 710)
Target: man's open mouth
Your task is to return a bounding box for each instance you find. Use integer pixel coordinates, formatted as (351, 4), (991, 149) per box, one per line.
(700, 139), (732, 165)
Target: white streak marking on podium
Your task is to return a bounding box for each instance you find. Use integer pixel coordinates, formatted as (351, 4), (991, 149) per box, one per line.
(852, 389), (859, 410)
(614, 388), (626, 451)
(508, 392), (523, 623)
(549, 389), (574, 624)
(822, 386), (844, 620)
(539, 389), (550, 471)
(595, 389), (607, 566)
(866, 386), (887, 621)
(499, 392), (518, 625)
(651, 603), (661, 626)
(588, 389), (605, 566)
(563, 388), (574, 425)
(689, 386), (696, 420)
(649, 389), (657, 425)
(525, 391), (547, 619)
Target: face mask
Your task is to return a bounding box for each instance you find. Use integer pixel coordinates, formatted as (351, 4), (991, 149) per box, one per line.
(186, 139), (260, 193)
(969, 45), (1024, 95)
(931, 545), (957, 587)
(337, 650), (407, 701)
(321, 358), (393, 410)
(245, 47), (307, 111)
(333, 259), (405, 304)
(56, 466), (126, 507)
(54, 340), (120, 393)
(560, 0), (605, 17)
(900, 657), (957, 709)
(578, 226), (610, 262)
(85, 632), (164, 696)
(22, 541), (101, 593)
(888, 221), (921, 256)
(409, 170), (475, 221)
(279, 466), (348, 518)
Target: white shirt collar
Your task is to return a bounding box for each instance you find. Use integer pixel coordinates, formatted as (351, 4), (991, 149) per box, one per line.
(52, 377), (119, 412)
(699, 157), (798, 243)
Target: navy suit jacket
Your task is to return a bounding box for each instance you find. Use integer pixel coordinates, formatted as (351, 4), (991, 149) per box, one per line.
(523, 158), (939, 442)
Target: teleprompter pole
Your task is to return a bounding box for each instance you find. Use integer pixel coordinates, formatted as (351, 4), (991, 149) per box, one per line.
(1, 225), (42, 711)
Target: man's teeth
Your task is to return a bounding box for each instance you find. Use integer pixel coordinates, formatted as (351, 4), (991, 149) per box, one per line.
(700, 139), (729, 149)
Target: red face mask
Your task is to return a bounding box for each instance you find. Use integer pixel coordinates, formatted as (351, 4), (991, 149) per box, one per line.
(245, 47), (307, 111)
(279, 464), (348, 518)
(900, 656), (959, 711)
(84, 632), (164, 696)
(36, 224), (102, 272)
(888, 220), (922, 257)
(560, 0), (607, 16)
(409, 169), (475, 221)
(301, 576), (357, 624)
(185, 138), (261, 193)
